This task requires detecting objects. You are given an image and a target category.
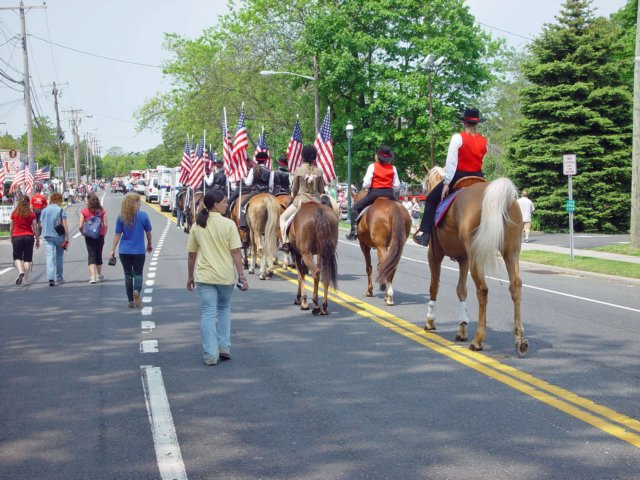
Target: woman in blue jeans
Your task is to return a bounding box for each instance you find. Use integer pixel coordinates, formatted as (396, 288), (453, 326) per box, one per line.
(39, 192), (69, 286)
(187, 190), (248, 366)
(109, 193), (153, 308)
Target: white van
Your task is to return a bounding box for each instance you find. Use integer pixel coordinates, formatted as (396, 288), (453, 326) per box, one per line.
(145, 176), (160, 203)
(158, 170), (175, 211)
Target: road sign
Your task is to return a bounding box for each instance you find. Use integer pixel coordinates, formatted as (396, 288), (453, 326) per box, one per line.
(566, 199), (576, 212)
(563, 154), (577, 175)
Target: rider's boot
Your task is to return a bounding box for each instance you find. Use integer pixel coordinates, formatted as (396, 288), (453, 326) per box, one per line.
(345, 211), (358, 240)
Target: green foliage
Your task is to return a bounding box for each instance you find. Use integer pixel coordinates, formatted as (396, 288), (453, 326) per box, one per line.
(0, 134), (18, 150)
(506, 0), (632, 233)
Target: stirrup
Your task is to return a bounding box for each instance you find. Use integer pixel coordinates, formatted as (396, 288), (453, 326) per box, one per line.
(346, 231), (357, 240)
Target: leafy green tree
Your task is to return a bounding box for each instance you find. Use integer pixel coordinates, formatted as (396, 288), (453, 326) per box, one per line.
(506, 0), (632, 233)
(0, 134), (19, 150)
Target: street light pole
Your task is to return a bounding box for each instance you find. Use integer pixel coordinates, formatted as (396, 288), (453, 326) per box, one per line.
(260, 66), (319, 133)
(346, 121), (354, 223)
(424, 54), (445, 169)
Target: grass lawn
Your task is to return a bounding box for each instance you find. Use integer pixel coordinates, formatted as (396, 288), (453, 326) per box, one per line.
(519, 251), (640, 279)
(592, 244), (640, 257)
(0, 231), (9, 238)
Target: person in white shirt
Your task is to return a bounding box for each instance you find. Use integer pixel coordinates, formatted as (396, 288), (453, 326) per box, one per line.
(517, 191), (535, 242)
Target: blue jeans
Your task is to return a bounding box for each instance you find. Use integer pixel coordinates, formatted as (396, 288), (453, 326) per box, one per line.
(197, 283), (234, 360)
(44, 236), (65, 281)
(119, 253), (146, 302)
(176, 208), (183, 227)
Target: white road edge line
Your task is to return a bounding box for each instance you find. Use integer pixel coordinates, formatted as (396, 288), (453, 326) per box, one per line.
(0, 267), (12, 276)
(140, 366), (188, 480)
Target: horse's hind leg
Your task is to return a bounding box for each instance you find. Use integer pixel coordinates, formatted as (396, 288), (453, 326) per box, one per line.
(311, 273), (321, 315)
(320, 280), (330, 315)
(361, 244), (373, 297)
(455, 258), (470, 342)
(468, 266), (488, 351)
(425, 247), (443, 331)
(504, 252), (527, 356)
(294, 258), (308, 310)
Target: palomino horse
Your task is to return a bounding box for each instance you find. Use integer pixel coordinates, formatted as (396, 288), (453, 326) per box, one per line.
(245, 193), (280, 280)
(288, 202), (339, 315)
(352, 190), (411, 306)
(423, 167), (527, 356)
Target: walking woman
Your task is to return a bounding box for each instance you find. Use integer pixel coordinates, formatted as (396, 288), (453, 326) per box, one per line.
(10, 195), (39, 285)
(109, 193), (153, 308)
(39, 192), (69, 286)
(79, 193), (108, 284)
(187, 190), (248, 366)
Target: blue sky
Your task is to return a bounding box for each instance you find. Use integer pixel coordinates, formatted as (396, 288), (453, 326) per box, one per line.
(0, 0), (628, 154)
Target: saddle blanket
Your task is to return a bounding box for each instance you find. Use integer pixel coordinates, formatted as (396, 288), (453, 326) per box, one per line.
(435, 191), (461, 227)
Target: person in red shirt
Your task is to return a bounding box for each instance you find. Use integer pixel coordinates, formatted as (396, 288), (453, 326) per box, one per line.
(346, 146), (401, 240)
(10, 195), (40, 285)
(413, 107), (488, 247)
(30, 185), (48, 223)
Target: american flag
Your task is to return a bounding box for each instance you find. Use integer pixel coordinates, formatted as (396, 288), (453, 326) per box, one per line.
(231, 105), (249, 181)
(222, 111), (234, 179)
(314, 110), (336, 182)
(24, 162), (35, 196)
(0, 156), (5, 187)
(286, 117), (303, 173)
(189, 134), (205, 188)
(179, 136), (191, 185)
(35, 165), (51, 181)
(204, 147), (214, 174)
(9, 161), (26, 194)
(252, 128), (270, 164)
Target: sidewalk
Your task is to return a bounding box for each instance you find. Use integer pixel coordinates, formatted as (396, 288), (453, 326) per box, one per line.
(520, 242), (640, 265)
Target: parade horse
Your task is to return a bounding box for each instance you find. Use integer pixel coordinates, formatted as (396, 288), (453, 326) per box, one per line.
(178, 187), (203, 233)
(288, 202), (339, 315)
(423, 166), (527, 356)
(351, 189), (411, 306)
(244, 193), (280, 280)
(275, 194), (294, 269)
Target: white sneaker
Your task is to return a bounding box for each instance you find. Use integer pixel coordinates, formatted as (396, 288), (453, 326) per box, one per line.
(89, 277), (96, 284)
(203, 356), (218, 366)
(97, 274), (104, 282)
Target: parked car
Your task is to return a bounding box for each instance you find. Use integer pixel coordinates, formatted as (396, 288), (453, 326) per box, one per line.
(134, 180), (147, 195)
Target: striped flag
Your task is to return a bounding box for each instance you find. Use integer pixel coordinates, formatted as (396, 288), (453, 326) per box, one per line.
(189, 134), (205, 188)
(179, 136), (191, 185)
(0, 157), (5, 187)
(313, 110), (336, 183)
(231, 104), (249, 181)
(252, 127), (270, 164)
(35, 165), (51, 181)
(9, 162), (26, 194)
(24, 162), (36, 196)
(222, 110), (234, 179)
(286, 117), (303, 173)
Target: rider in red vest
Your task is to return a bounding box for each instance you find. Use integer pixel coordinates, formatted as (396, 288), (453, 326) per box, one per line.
(413, 107), (487, 246)
(346, 146), (400, 240)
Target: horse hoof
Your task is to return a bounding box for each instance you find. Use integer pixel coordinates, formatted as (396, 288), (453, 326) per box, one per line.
(259, 274), (266, 280)
(424, 320), (436, 331)
(301, 305), (309, 311)
(365, 291), (373, 297)
(293, 299), (301, 305)
(248, 269), (254, 275)
(385, 300), (394, 306)
(455, 334), (468, 342)
(469, 343), (483, 351)
(267, 271), (274, 278)
(516, 339), (529, 357)
(312, 307), (321, 315)
(320, 309), (329, 315)
(379, 283), (386, 291)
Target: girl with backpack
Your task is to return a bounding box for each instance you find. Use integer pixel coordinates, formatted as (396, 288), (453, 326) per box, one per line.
(79, 193), (108, 284)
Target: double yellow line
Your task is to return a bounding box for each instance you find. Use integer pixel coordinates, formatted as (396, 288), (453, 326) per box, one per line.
(274, 268), (640, 449)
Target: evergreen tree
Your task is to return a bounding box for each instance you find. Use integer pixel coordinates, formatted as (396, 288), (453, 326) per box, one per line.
(506, 0), (632, 232)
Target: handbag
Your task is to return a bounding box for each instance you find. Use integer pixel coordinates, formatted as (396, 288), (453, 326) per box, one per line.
(54, 208), (66, 235)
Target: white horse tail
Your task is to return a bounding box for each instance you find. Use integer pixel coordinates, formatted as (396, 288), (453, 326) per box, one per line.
(470, 178), (518, 277)
(263, 195), (280, 265)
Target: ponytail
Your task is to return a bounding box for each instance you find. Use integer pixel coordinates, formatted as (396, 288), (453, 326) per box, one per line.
(196, 190), (225, 228)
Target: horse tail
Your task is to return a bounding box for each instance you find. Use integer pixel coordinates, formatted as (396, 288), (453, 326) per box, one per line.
(376, 203), (406, 284)
(263, 195), (280, 262)
(314, 206), (338, 289)
(471, 178), (518, 277)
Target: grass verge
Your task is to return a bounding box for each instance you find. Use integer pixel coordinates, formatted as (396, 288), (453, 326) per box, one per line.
(591, 244), (640, 257)
(520, 251), (640, 279)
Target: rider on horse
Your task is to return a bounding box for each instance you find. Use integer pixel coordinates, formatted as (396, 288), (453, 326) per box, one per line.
(280, 145), (325, 253)
(345, 146), (401, 240)
(227, 151), (273, 231)
(413, 107), (487, 247)
(206, 158), (228, 191)
(272, 155), (291, 196)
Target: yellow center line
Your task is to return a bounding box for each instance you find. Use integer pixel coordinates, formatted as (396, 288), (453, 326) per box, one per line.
(274, 268), (640, 449)
(144, 200), (177, 222)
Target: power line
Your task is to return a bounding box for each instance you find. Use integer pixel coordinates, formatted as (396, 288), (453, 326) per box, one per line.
(475, 20), (535, 42)
(28, 33), (162, 69)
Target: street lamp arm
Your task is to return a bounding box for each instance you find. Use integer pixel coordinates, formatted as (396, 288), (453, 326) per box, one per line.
(260, 70), (314, 81)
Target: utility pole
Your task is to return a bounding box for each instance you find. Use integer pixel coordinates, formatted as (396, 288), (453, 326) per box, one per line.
(64, 109), (91, 186)
(632, 2), (640, 249)
(0, 2), (47, 166)
(49, 82), (67, 191)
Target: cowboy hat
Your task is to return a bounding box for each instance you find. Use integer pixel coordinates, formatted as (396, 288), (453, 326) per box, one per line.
(460, 107), (486, 123)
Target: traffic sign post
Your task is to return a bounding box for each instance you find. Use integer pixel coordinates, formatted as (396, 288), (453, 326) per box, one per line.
(563, 154), (577, 260)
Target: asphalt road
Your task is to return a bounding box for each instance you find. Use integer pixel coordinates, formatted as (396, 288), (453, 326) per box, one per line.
(1, 192), (639, 480)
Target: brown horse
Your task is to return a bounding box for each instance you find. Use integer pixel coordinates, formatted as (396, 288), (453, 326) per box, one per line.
(423, 167), (527, 356)
(229, 198), (251, 269)
(245, 193), (280, 280)
(352, 190), (412, 306)
(179, 188), (203, 233)
(288, 202), (339, 315)
(275, 194), (294, 269)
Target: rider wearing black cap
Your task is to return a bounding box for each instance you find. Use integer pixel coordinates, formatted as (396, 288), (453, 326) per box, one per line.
(272, 155), (291, 196)
(345, 146), (400, 240)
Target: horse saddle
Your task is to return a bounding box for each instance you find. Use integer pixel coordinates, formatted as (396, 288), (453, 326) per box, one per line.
(434, 177), (486, 227)
(356, 197), (393, 223)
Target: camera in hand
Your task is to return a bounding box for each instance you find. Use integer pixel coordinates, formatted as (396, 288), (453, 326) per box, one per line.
(108, 256), (117, 266)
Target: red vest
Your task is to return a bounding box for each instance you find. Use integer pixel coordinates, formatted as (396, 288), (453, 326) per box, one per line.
(457, 131), (487, 172)
(371, 162), (394, 189)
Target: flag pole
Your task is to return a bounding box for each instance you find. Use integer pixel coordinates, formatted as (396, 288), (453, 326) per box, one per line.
(202, 130), (207, 195)
(223, 107), (231, 198)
